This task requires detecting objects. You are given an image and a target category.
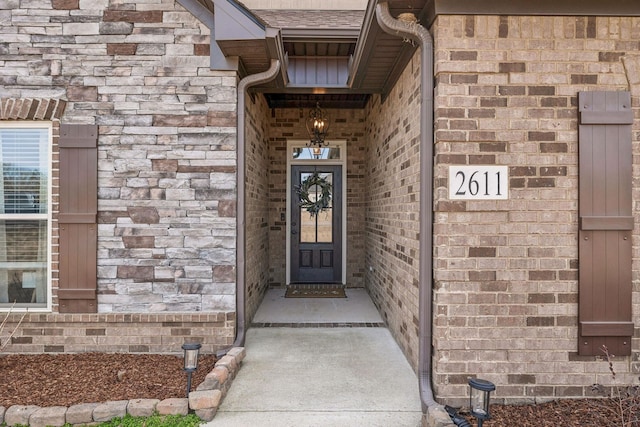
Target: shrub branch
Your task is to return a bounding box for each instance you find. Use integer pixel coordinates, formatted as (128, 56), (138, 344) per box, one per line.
(0, 302), (27, 351)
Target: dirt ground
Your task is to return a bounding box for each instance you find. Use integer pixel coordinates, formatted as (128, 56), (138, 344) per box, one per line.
(0, 353), (638, 426)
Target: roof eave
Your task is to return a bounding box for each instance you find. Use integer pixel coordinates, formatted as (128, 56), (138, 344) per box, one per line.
(208, 0), (287, 85)
(346, 0), (379, 90)
(348, 0), (427, 95)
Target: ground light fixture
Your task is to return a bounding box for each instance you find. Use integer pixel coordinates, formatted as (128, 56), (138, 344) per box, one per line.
(468, 378), (495, 427)
(182, 342), (202, 397)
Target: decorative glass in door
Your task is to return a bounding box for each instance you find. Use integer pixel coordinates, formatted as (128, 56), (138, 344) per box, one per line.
(291, 165), (341, 283)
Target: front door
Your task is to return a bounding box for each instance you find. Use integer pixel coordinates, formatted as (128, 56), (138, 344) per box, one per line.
(290, 165), (342, 283)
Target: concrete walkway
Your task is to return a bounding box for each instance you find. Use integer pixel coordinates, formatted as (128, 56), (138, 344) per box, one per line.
(204, 289), (422, 427)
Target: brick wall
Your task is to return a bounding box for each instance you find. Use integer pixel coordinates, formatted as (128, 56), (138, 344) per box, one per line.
(432, 15), (640, 404)
(1, 312), (233, 355)
(267, 107), (366, 287)
(364, 53), (423, 368)
(245, 92), (271, 320)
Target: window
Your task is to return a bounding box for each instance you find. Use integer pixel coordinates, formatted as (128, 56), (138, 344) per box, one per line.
(292, 146), (341, 160)
(0, 124), (51, 310)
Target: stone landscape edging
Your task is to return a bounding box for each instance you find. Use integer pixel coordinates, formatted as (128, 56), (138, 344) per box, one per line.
(0, 347), (245, 427)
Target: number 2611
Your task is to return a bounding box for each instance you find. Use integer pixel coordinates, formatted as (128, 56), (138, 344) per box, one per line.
(449, 166), (508, 200)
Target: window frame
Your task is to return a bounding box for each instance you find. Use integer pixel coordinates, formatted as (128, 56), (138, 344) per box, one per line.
(0, 121), (53, 312)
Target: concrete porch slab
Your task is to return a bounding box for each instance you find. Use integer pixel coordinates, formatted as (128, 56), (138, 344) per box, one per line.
(253, 288), (384, 324)
(206, 327), (422, 427)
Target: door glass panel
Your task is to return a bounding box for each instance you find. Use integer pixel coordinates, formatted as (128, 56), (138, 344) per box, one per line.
(300, 210), (315, 243)
(299, 172), (333, 243)
(316, 209), (332, 243)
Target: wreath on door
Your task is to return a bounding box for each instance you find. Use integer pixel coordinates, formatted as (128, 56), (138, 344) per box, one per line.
(296, 172), (332, 217)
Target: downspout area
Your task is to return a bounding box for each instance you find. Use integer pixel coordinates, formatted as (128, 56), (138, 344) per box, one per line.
(218, 59), (281, 357)
(375, 3), (450, 425)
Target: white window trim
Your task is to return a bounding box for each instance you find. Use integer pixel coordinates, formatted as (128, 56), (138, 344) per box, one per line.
(286, 140), (347, 285)
(0, 121), (53, 312)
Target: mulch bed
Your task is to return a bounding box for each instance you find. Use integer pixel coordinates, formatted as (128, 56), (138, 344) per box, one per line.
(1, 353), (639, 427)
(466, 397), (638, 426)
(0, 353), (217, 408)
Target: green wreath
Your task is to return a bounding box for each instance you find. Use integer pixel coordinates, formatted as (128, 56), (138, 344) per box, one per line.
(296, 172), (332, 217)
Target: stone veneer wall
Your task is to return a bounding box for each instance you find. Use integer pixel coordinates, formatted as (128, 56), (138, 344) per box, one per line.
(0, 0), (239, 353)
(244, 92), (271, 320)
(267, 108), (366, 287)
(364, 53), (423, 368)
(432, 15), (640, 404)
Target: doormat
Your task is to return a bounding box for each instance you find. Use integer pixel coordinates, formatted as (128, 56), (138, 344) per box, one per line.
(285, 284), (347, 298)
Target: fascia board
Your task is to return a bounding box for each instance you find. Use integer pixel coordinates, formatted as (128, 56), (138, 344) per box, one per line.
(346, 0), (378, 89)
(177, 0), (238, 71)
(213, 0), (266, 41)
(177, 0), (215, 28)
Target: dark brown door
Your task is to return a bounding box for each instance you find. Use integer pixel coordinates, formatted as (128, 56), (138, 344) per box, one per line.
(291, 165), (342, 283)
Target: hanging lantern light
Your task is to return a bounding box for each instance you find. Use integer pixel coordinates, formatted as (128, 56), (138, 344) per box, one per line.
(306, 102), (330, 148)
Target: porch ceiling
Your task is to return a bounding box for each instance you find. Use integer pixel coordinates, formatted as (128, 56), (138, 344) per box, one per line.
(198, 0), (640, 108)
(202, 0), (429, 108)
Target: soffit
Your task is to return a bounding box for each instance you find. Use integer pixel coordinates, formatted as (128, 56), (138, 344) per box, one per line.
(348, 0), (428, 96)
(251, 8), (370, 107)
(256, 9), (362, 97)
(206, 0), (430, 108)
(253, 1), (430, 105)
(257, 9), (362, 58)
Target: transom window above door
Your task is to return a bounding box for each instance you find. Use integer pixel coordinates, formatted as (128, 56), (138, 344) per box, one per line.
(292, 146), (342, 161)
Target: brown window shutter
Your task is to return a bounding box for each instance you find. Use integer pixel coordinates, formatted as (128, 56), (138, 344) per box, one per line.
(58, 124), (98, 313)
(578, 91), (634, 356)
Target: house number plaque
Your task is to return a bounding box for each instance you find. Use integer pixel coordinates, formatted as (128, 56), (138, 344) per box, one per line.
(448, 165), (508, 200)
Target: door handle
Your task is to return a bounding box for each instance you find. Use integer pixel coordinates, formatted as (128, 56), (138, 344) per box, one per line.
(291, 230), (298, 235)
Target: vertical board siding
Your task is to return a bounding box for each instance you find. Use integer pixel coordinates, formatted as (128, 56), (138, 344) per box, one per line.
(578, 91), (634, 356)
(288, 58), (350, 87)
(58, 124), (98, 313)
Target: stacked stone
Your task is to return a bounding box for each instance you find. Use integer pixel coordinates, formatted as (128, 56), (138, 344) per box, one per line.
(1, 0), (240, 352)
